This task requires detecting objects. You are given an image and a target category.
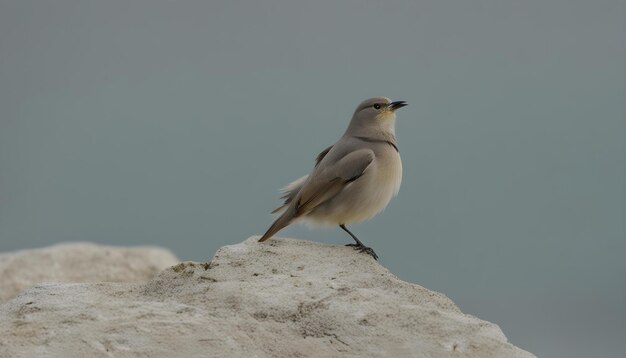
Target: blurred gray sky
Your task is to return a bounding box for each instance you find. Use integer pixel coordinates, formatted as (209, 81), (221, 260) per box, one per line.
(1, 1), (624, 356)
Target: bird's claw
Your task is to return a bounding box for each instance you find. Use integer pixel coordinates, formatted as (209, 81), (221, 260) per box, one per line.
(345, 243), (379, 260)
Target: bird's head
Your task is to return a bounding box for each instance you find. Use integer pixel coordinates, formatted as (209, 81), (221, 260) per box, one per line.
(350, 96), (408, 134)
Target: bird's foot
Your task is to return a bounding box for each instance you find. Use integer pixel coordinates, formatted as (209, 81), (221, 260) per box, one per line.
(345, 243), (379, 260)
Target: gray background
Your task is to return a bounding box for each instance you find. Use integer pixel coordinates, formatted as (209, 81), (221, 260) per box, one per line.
(1, 1), (624, 356)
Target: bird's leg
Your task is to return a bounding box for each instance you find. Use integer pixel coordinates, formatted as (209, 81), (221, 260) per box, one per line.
(339, 224), (378, 260)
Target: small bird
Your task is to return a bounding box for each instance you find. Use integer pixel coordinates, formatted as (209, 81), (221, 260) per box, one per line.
(259, 97), (407, 260)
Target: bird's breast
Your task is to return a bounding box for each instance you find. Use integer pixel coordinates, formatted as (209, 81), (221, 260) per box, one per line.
(376, 149), (402, 198)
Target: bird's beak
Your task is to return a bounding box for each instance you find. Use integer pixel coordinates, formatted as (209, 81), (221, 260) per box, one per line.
(389, 101), (408, 111)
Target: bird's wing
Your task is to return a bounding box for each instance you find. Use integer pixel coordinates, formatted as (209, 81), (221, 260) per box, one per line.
(271, 145), (335, 213)
(315, 145), (333, 167)
(294, 148), (374, 215)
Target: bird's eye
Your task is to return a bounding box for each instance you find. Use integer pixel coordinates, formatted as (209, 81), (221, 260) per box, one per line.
(373, 104), (381, 109)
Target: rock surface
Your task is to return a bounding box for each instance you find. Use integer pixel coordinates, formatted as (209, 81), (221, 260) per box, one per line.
(0, 242), (179, 303)
(0, 237), (535, 357)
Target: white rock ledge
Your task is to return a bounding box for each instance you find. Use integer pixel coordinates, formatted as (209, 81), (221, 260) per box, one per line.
(0, 242), (179, 303)
(0, 237), (535, 357)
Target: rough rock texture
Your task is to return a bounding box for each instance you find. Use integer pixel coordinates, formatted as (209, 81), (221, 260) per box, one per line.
(0, 237), (535, 357)
(0, 242), (179, 303)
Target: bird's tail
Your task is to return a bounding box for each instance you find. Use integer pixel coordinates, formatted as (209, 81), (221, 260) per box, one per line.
(258, 210), (295, 242)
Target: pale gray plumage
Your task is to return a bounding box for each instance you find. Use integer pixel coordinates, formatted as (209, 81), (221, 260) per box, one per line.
(259, 96), (407, 259)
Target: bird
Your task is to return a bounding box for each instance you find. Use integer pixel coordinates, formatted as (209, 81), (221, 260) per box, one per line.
(258, 96), (407, 260)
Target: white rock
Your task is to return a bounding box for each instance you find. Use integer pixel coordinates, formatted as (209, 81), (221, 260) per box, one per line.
(0, 237), (535, 357)
(0, 242), (179, 303)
